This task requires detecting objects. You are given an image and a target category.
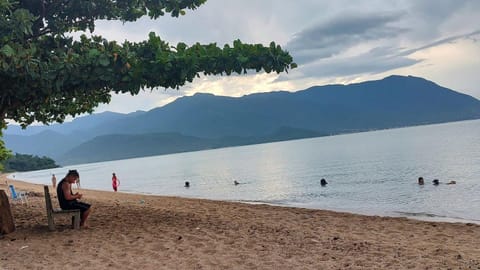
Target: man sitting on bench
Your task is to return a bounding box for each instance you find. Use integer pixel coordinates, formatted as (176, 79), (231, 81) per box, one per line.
(57, 170), (92, 228)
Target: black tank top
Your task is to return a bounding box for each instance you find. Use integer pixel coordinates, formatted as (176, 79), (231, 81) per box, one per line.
(56, 178), (74, 208)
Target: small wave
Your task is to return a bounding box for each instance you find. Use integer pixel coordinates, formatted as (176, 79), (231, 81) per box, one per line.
(236, 199), (293, 206)
(395, 211), (444, 218)
(394, 211), (480, 224)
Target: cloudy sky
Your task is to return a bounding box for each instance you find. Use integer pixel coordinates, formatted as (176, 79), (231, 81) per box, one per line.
(91, 0), (480, 113)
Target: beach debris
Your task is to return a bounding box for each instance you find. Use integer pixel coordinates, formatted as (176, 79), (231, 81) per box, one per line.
(177, 236), (182, 241)
(19, 245), (28, 250)
(332, 236), (340, 241)
(139, 199), (145, 204)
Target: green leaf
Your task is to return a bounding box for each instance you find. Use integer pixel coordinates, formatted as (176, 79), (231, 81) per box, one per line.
(1, 45), (15, 57)
(237, 56), (248, 63)
(98, 55), (110, 66)
(88, 49), (100, 58)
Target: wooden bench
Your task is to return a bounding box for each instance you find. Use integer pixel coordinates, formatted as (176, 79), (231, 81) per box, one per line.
(43, 185), (80, 230)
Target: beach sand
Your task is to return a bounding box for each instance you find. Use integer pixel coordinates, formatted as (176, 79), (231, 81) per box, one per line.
(1, 175), (479, 270)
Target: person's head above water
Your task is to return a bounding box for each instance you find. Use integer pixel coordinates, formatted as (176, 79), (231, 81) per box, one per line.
(432, 179), (440, 185)
(320, 178), (328, 186)
(184, 181), (190, 188)
(418, 177), (424, 185)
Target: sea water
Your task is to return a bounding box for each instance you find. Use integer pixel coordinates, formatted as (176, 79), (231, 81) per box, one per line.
(13, 119), (480, 223)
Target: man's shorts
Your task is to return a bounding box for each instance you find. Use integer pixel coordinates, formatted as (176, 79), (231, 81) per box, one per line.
(63, 201), (91, 215)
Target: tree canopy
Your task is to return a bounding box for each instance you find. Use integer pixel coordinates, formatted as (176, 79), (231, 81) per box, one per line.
(2, 152), (59, 172)
(0, 0), (296, 161)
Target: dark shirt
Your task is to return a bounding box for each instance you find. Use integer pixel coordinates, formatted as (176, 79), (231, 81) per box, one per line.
(56, 178), (75, 209)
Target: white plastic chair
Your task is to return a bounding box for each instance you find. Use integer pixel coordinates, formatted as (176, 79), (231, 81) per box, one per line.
(8, 185), (28, 204)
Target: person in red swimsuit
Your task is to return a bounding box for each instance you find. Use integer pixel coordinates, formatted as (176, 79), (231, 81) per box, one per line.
(112, 173), (120, 192)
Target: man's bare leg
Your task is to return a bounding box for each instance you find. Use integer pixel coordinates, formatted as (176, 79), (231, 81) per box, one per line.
(80, 207), (92, 228)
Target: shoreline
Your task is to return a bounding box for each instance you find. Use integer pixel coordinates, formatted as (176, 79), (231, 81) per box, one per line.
(238, 200), (480, 225)
(1, 175), (480, 269)
(8, 173), (480, 226)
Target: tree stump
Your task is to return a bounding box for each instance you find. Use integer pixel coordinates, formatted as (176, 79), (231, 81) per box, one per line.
(0, 189), (15, 234)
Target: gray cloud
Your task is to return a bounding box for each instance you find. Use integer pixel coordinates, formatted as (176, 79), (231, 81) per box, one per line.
(276, 30), (480, 82)
(276, 46), (421, 82)
(279, 1), (480, 84)
(302, 50), (420, 78)
(402, 0), (479, 40)
(286, 12), (407, 64)
(399, 30), (480, 56)
(279, 30), (480, 82)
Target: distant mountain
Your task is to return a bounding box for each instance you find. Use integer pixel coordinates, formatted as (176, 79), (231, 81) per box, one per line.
(84, 75), (480, 137)
(5, 111), (145, 136)
(60, 127), (324, 165)
(4, 110), (146, 158)
(4, 75), (480, 165)
(59, 132), (213, 164)
(4, 130), (80, 159)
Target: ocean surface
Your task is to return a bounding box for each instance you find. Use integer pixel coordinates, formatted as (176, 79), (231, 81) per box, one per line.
(12, 119), (480, 224)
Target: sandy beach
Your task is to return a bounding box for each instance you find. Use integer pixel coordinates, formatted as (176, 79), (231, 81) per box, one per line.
(1, 175), (479, 270)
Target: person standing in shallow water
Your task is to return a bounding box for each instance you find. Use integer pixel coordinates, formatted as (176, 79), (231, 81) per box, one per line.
(112, 173), (120, 192)
(57, 170), (92, 228)
(51, 174), (57, 188)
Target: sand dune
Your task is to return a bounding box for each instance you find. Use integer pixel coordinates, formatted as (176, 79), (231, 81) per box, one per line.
(1, 176), (479, 269)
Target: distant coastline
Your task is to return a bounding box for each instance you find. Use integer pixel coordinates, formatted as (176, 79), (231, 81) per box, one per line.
(56, 118), (480, 166)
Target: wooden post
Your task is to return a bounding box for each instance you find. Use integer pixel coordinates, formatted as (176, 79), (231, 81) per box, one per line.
(0, 189), (15, 234)
(44, 185), (56, 231)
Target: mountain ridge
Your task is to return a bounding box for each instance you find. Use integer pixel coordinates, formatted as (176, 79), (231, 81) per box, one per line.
(4, 75), (480, 165)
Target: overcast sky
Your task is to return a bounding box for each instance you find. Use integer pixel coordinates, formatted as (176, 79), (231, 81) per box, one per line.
(91, 0), (480, 113)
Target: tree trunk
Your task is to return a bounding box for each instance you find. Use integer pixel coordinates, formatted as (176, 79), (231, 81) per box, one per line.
(0, 189), (15, 234)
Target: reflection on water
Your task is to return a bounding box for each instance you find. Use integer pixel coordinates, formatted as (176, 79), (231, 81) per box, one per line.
(15, 119), (480, 223)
